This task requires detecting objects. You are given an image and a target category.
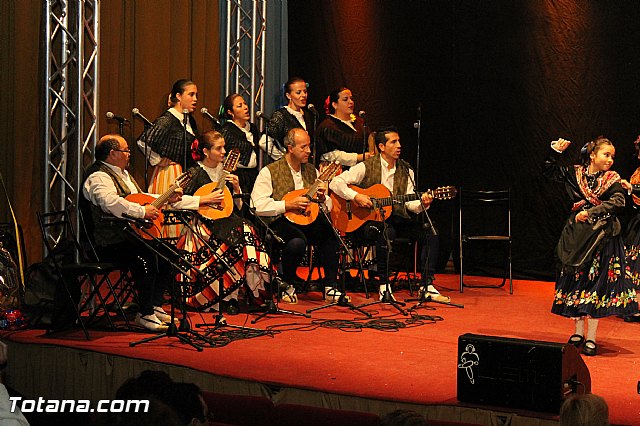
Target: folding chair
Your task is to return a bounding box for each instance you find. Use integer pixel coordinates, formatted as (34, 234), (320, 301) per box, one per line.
(37, 209), (133, 338)
(458, 188), (513, 294)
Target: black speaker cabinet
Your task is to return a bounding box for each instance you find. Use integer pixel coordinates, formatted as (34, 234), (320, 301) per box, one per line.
(457, 334), (591, 413)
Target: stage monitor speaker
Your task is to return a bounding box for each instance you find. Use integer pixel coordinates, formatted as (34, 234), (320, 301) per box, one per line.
(457, 333), (591, 413)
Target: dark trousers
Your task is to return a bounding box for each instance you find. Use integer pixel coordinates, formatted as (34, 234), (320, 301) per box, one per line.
(356, 216), (439, 285)
(271, 214), (340, 287)
(96, 240), (172, 316)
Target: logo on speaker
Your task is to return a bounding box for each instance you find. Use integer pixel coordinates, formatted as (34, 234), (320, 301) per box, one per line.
(458, 344), (479, 384)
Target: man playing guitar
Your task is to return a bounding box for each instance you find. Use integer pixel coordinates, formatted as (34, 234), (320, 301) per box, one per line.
(251, 128), (343, 302)
(82, 134), (219, 331)
(330, 126), (451, 303)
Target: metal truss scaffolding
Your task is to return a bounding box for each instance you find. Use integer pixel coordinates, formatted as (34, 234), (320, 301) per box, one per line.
(223, 0), (267, 126)
(42, 0), (99, 250)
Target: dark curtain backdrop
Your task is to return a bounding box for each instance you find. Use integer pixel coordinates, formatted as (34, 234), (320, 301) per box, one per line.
(288, 0), (640, 280)
(0, 0), (220, 264)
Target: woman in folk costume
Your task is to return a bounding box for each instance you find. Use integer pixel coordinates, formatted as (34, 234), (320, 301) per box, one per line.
(621, 135), (640, 323)
(219, 94), (262, 197)
(178, 130), (281, 314)
(137, 79), (199, 238)
(544, 136), (638, 356)
(263, 77), (316, 162)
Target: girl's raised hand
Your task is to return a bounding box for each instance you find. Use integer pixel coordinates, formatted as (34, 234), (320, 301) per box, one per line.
(552, 138), (571, 152)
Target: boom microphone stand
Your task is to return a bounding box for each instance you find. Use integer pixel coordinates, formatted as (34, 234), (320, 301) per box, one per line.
(401, 160), (464, 310)
(306, 208), (372, 317)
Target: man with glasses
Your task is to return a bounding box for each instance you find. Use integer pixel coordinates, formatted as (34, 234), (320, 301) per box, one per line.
(82, 134), (216, 331)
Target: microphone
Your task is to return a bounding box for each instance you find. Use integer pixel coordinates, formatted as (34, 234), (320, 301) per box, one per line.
(132, 108), (153, 126)
(255, 111), (271, 121)
(358, 110), (366, 119)
(201, 107), (221, 126)
(399, 158), (413, 169)
(122, 212), (154, 229)
(307, 104), (319, 116)
(106, 111), (129, 122)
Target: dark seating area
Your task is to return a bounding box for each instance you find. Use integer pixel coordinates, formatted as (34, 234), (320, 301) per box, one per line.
(202, 391), (482, 426)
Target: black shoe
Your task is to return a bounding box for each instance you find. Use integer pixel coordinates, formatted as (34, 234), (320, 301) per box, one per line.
(583, 340), (597, 356)
(225, 299), (240, 316)
(624, 314), (640, 322)
(567, 334), (585, 348)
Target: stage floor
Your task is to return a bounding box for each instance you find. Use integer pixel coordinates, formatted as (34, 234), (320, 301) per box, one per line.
(2, 274), (639, 425)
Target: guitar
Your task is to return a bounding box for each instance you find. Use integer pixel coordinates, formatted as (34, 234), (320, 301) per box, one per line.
(194, 148), (241, 221)
(125, 170), (194, 239)
(282, 161), (341, 226)
(331, 184), (457, 233)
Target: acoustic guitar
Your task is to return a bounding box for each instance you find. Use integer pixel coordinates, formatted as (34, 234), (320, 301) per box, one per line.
(125, 170), (194, 239)
(331, 184), (457, 233)
(194, 148), (241, 221)
(282, 161), (341, 226)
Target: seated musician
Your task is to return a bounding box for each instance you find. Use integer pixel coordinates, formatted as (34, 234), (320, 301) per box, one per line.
(82, 134), (218, 331)
(329, 126), (450, 302)
(179, 130), (286, 314)
(251, 128), (343, 302)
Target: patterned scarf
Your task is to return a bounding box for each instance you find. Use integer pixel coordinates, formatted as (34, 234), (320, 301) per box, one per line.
(571, 165), (620, 211)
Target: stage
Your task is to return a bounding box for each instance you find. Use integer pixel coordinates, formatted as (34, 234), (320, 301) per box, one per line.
(2, 274), (639, 425)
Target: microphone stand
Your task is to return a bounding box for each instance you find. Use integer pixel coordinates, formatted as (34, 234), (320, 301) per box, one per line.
(123, 218), (218, 351)
(306, 207), (372, 317)
(182, 110), (189, 172)
(262, 115), (276, 166)
(402, 162), (464, 310)
(134, 112), (152, 189)
(310, 109), (319, 167)
(413, 103), (422, 186)
(361, 114), (368, 159)
(355, 204), (407, 316)
(250, 197), (310, 323)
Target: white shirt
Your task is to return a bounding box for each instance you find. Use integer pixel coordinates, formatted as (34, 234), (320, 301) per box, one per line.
(258, 134), (286, 161)
(230, 121), (258, 169)
(319, 115), (359, 166)
(329, 156), (424, 214)
(251, 160), (332, 216)
(0, 384), (29, 426)
(82, 162), (199, 219)
(285, 106), (307, 130)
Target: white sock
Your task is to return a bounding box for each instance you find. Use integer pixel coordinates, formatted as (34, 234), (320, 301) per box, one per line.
(573, 317), (585, 336)
(379, 284), (392, 294)
(586, 318), (599, 343)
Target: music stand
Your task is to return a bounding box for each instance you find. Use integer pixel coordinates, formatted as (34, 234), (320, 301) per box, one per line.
(123, 214), (218, 351)
(169, 209), (266, 336)
(306, 209), (371, 317)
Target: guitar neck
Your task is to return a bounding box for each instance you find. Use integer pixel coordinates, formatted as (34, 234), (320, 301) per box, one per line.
(305, 181), (320, 199)
(374, 192), (422, 207)
(217, 171), (230, 191)
(152, 184), (178, 208)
